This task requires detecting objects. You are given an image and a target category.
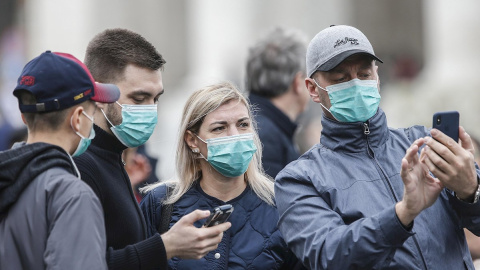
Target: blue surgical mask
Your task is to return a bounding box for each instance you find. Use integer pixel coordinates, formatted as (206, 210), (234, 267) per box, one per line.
(196, 133), (257, 178)
(314, 78), (380, 122)
(102, 102), (158, 147)
(71, 111), (95, 157)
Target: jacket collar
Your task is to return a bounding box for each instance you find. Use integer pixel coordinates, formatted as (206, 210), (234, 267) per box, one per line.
(320, 108), (389, 152)
(91, 124), (127, 153)
(248, 93), (298, 139)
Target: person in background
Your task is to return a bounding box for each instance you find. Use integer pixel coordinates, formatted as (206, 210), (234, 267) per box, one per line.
(123, 147), (152, 202)
(275, 25), (480, 269)
(0, 51), (121, 269)
(74, 28), (230, 270)
(246, 27), (310, 178)
(141, 82), (302, 269)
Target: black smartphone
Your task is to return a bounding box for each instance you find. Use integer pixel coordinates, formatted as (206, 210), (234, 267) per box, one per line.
(203, 204), (234, 227)
(432, 111), (459, 142)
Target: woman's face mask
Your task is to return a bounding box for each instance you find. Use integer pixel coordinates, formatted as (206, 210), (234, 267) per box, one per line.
(314, 78), (381, 123)
(196, 133), (257, 178)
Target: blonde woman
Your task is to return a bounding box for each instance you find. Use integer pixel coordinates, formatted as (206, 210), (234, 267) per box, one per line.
(140, 82), (301, 269)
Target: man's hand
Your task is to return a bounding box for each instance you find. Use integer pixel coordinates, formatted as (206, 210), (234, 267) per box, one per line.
(396, 138), (444, 226)
(421, 126), (477, 200)
(161, 209), (231, 260)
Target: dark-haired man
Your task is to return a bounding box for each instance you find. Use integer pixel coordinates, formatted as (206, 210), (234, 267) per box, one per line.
(275, 25), (480, 269)
(74, 28), (230, 270)
(246, 27), (310, 178)
(0, 51), (120, 269)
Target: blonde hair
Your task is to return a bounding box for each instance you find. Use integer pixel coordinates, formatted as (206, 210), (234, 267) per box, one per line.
(143, 82), (274, 205)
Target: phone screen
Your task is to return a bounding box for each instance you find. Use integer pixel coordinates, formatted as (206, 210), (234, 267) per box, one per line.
(432, 111), (459, 142)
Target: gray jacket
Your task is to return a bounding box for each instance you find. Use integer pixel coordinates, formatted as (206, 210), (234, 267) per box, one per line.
(0, 142), (107, 270)
(275, 109), (480, 270)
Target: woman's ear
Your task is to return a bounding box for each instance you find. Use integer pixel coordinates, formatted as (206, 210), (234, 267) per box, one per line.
(184, 130), (198, 150)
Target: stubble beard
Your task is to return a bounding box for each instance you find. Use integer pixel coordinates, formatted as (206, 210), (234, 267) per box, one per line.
(105, 103), (123, 127)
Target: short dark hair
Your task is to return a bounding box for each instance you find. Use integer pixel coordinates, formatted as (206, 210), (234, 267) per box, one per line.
(85, 28), (166, 83)
(246, 27), (307, 98)
(17, 90), (92, 132)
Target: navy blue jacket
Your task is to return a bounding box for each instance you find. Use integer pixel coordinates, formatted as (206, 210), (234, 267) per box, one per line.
(275, 108), (480, 269)
(249, 93), (299, 178)
(140, 181), (300, 269)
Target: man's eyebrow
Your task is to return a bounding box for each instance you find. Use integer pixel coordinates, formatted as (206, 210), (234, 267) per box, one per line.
(359, 62), (374, 70)
(328, 67), (345, 74)
(127, 90), (153, 97)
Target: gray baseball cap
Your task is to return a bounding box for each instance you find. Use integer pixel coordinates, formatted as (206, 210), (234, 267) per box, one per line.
(306, 25), (383, 77)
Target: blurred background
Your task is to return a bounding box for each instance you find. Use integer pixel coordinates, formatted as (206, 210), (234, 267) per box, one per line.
(1, 0), (479, 181)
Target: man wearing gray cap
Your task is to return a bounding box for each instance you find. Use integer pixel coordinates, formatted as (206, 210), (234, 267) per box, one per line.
(274, 25), (480, 269)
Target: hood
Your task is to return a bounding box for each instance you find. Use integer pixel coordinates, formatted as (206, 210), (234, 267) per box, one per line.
(0, 142), (75, 217)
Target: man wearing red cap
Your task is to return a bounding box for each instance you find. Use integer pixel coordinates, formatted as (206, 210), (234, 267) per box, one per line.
(0, 51), (120, 269)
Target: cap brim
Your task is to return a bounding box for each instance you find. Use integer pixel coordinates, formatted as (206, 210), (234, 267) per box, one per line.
(91, 82), (120, 103)
(318, 49), (383, 72)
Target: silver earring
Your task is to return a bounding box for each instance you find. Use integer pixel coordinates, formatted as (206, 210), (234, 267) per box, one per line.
(192, 148), (199, 153)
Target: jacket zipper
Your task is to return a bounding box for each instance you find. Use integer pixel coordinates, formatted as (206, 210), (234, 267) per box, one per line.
(363, 122), (428, 269)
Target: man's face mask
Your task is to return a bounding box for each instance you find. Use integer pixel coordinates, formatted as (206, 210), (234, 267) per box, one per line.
(314, 78), (381, 123)
(196, 133), (257, 178)
(71, 111), (95, 157)
(102, 102), (158, 147)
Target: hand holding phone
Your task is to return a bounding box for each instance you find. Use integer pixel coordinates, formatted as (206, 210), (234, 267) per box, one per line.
(203, 204), (233, 227)
(432, 111), (459, 142)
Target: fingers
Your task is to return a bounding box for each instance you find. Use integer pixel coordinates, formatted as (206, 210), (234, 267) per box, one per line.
(179, 209), (211, 225)
(424, 129), (474, 179)
(459, 126), (475, 156)
(400, 158), (411, 180)
(202, 222), (232, 237)
(421, 141), (448, 179)
(401, 140), (424, 184)
(430, 128), (459, 155)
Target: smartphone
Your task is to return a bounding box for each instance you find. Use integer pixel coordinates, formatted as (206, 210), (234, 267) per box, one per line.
(432, 111), (459, 142)
(203, 204), (234, 227)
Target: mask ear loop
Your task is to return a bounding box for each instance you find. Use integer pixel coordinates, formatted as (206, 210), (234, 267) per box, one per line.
(313, 79), (340, 122)
(194, 134), (209, 161)
(100, 108), (116, 128)
(101, 102), (123, 128)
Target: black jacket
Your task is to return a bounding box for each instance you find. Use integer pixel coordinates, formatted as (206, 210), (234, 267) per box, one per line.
(249, 93), (300, 178)
(74, 125), (166, 270)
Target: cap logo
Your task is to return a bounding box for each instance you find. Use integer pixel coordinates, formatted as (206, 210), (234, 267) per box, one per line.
(334, 37), (359, 48)
(20, 76), (35, 86)
(74, 93), (84, 101)
(73, 89), (92, 101)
